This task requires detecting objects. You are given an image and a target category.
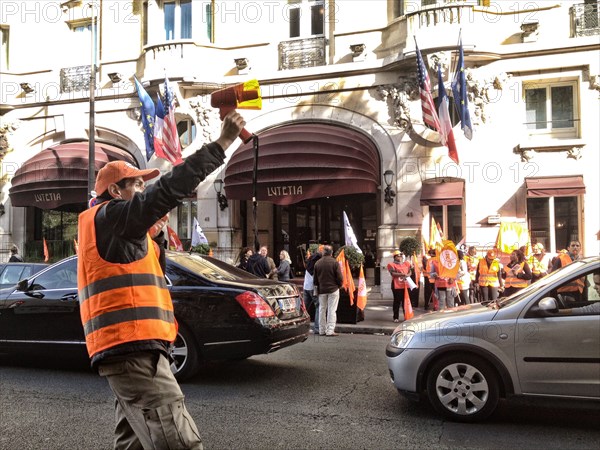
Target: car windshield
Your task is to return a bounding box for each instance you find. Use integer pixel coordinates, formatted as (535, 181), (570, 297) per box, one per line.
(166, 251), (257, 282)
(494, 259), (590, 308)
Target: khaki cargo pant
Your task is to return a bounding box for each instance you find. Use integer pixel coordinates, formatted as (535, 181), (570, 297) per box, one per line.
(98, 352), (202, 450)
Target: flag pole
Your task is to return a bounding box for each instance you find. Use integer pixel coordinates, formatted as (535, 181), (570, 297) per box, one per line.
(88, 2), (97, 206)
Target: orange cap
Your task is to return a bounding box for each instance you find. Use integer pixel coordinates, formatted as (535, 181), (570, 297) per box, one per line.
(95, 161), (160, 195)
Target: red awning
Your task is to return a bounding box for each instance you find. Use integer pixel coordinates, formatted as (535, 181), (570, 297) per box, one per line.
(223, 124), (380, 205)
(8, 141), (137, 210)
(420, 180), (465, 206)
(525, 176), (585, 198)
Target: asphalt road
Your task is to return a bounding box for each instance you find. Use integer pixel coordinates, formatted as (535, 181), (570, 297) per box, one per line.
(1, 334), (599, 449)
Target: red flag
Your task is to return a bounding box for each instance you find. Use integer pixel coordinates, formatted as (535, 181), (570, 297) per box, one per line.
(404, 286), (414, 320)
(43, 238), (50, 262)
(167, 226), (184, 251)
(437, 66), (459, 164)
(357, 265), (368, 311)
(415, 41), (442, 132)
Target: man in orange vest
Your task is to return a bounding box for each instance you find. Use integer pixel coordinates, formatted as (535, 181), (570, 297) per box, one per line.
(552, 240), (585, 301)
(77, 112), (245, 449)
(475, 249), (504, 302)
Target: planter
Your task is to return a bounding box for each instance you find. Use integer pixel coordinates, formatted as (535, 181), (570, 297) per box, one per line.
(336, 288), (364, 324)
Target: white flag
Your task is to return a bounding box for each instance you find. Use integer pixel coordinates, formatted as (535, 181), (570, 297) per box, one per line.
(343, 211), (363, 254)
(191, 217), (208, 246)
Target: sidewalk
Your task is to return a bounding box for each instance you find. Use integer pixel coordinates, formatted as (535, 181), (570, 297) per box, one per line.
(315, 298), (430, 336)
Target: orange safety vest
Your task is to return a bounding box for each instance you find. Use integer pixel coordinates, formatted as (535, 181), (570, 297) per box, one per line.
(425, 256), (435, 281)
(77, 204), (177, 358)
(478, 258), (501, 288)
(431, 259), (455, 289)
(557, 253), (585, 293)
(504, 262), (529, 289)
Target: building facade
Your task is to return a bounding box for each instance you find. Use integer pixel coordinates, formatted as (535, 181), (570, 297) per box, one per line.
(1, 0), (599, 297)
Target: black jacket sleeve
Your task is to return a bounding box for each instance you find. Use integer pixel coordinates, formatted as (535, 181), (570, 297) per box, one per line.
(95, 143), (225, 263)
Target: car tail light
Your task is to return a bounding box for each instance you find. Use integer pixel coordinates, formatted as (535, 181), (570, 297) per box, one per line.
(235, 291), (275, 318)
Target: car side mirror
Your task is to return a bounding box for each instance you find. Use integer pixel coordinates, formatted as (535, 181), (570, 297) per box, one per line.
(17, 279), (29, 291)
(538, 297), (559, 313)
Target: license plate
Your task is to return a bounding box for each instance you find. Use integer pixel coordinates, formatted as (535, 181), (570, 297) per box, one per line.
(278, 298), (296, 312)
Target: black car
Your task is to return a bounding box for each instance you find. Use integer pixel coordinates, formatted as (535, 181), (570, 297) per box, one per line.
(0, 251), (309, 380)
(0, 262), (48, 289)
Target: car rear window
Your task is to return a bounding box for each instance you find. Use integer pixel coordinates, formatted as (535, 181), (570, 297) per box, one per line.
(167, 252), (257, 282)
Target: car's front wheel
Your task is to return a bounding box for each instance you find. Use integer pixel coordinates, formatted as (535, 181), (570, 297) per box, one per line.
(170, 323), (200, 381)
(426, 354), (499, 422)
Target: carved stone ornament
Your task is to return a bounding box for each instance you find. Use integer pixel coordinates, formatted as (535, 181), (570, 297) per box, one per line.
(0, 120), (20, 161)
(589, 74), (600, 93)
(513, 145), (534, 162)
(188, 98), (221, 143)
(466, 71), (510, 125)
(376, 78), (419, 130)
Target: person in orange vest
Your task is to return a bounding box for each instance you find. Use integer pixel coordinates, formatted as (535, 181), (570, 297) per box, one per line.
(475, 249), (504, 302)
(465, 245), (480, 302)
(552, 240), (585, 301)
(502, 249), (532, 296)
(422, 248), (436, 310)
(430, 257), (457, 310)
(77, 111), (245, 449)
(387, 250), (412, 322)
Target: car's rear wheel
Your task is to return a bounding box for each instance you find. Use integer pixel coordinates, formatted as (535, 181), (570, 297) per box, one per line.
(426, 354), (499, 422)
(170, 323), (200, 381)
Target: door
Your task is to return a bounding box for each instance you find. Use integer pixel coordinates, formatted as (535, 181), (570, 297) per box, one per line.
(515, 269), (600, 398)
(0, 258), (83, 344)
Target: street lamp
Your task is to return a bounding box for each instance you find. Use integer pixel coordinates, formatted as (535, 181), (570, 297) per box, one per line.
(213, 179), (228, 211)
(383, 170), (396, 206)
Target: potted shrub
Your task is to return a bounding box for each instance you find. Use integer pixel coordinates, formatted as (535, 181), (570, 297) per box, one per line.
(190, 243), (211, 255)
(399, 237), (421, 257)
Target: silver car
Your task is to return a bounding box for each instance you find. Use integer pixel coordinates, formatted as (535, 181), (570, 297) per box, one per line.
(386, 256), (600, 422)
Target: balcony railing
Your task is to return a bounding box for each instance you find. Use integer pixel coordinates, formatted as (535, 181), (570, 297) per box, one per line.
(571, 2), (600, 37)
(60, 65), (91, 93)
(278, 37), (326, 71)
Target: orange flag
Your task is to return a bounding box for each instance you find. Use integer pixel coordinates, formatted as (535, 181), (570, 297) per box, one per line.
(346, 259), (356, 305)
(357, 264), (367, 310)
(43, 238), (50, 262)
(404, 286), (414, 320)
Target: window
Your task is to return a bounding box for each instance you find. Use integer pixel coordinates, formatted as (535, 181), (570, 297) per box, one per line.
(429, 205), (463, 244)
(1, 26), (9, 70)
(527, 196), (580, 254)
(393, 1), (405, 18)
(288, 0), (324, 38)
(177, 117), (196, 149)
(524, 80), (579, 137)
(177, 199), (198, 245)
(164, 0), (192, 40)
(31, 258), (78, 291)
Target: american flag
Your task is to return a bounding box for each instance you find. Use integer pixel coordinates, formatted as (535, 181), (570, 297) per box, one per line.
(155, 78), (183, 165)
(415, 43), (441, 132)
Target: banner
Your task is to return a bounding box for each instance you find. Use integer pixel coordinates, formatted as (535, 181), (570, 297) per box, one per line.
(438, 240), (459, 279)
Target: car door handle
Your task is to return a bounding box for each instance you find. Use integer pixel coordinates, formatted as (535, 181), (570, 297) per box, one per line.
(61, 293), (78, 301)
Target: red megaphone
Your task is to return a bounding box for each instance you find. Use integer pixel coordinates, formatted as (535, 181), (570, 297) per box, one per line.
(210, 80), (262, 143)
